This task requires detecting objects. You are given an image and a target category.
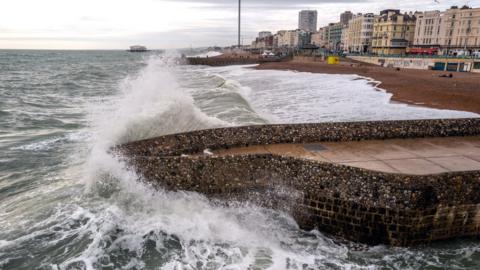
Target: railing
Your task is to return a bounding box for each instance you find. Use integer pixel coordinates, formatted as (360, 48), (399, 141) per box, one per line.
(347, 52), (480, 59)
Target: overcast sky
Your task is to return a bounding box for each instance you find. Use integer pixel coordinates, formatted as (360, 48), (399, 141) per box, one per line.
(1, 0), (479, 49)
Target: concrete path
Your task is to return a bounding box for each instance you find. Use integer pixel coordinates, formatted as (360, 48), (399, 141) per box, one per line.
(212, 136), (480, 175)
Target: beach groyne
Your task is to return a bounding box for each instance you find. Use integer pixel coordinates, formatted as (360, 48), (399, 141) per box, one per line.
(187, 57), (260, 66)
(186, 56), (286, 66)
(116, 118), (480, 246)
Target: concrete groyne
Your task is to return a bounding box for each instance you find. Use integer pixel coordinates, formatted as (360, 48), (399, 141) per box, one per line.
(116, 119), (480, 246)
(186, 56), (285, 66)
(187, 57), (260, 66)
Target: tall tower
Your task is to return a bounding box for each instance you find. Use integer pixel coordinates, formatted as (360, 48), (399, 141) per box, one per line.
(298, 10), (318, 32)
(238, 0), (241, 47)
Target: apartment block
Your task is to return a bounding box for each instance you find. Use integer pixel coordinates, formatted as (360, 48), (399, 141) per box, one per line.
(321, 23), (345, 51)
(413, 6), (480, 55)
(299, 10), (318, 32)
(275, 30), (310, 48)
(311, 29), (326, 47)
(258, 31), (273, 39)
(414, 10), (443, 47)
(340, 11), (354, 25)
(372, 10), (417, 55)
(441, 6), (480, 53)
(346, 13), (376, 53)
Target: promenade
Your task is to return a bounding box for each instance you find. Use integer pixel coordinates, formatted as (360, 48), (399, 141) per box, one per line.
(212, 136), (480, 175)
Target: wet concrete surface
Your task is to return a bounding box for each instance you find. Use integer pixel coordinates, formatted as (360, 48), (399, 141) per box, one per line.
(212, 136), (480, 175)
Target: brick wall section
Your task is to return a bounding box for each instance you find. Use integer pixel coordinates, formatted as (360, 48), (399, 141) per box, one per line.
(117, 119), (480, 246)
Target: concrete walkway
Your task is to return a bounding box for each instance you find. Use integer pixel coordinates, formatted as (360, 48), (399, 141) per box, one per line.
(212, 136), (480, 175)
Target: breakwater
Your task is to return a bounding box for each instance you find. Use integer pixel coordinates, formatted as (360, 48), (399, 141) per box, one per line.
(187, 57), (260, 66)
(116, 118), (480, 246)
(187, 56), (285, 66)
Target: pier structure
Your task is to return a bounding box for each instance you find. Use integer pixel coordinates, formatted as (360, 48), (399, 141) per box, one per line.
(117, 118), (480, 246)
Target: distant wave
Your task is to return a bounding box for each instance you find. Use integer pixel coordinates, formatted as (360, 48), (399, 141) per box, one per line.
(191, 51), (223, 58)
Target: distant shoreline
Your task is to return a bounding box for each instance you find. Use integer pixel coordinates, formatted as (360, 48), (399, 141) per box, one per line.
(256, 60), (480, 114)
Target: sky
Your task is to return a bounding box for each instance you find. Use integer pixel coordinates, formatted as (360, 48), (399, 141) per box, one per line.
(0, 0), (479, 49)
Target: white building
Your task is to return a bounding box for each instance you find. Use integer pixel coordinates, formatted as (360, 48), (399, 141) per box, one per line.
(346, 13), (376, 53)
(276, 30), (308, 48)
(299, 10), (318, 32)
(311, 29), (326, 47)
(276, 30), (295, 47)
(413, 6), (480, 54)
(414, 10), (443, 47)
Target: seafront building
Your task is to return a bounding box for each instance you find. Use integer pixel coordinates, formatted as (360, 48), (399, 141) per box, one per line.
(276, 30), (295, 47)
(441, 6), (480, 54)
(413, 10), (443, 48)
(341, 27), (349, 52)
(258, 31), (273, 39)
(346, 13), (376, 53)
(248, 6), (479, 56)
(414, 6), (480, 55)
(299, 10), (318, 32)
(311, 29), (326, 47)
(251, 35), (274, 50)
(251, 31), (274, 50)
(274, 30), (310, 48)
(321, 23), (345, 51)
(340, 11), (354, 25)
(372, 9), (418, 55)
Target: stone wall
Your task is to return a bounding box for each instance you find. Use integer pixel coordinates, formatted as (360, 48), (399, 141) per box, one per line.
(348, 56), (478, 72)
(187, 57), (261, 66)
(119, 118), (480, 157)
(116, 118), (480, 246)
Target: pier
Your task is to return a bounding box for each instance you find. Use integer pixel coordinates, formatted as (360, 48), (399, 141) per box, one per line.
(117, 118), (480, 246)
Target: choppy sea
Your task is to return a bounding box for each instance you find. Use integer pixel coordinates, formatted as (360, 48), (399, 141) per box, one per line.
(0, 50), (479, 270)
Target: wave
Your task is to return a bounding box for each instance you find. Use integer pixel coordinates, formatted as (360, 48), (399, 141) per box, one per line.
(190, 51), (223, 58)
(72, 55), (357, 270)
(88, 55), (228, 148)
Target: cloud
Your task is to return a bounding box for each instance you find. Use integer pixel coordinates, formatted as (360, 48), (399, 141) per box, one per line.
(0, 0), (478, 49)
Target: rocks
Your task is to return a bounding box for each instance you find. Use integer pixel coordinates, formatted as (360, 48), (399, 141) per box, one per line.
(116, 118), (480, 246)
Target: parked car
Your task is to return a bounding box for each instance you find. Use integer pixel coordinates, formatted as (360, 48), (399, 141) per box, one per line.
(262, 51), (276, 58)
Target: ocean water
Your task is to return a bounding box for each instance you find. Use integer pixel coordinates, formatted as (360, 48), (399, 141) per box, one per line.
(0, 50), (479, 270)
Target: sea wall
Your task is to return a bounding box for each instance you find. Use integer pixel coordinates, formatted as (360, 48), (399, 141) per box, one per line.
(117, 118), (480, 246)
(119, 118), (480, 157)
(348, 56), (479, 72)
(187, 57), (261, 66)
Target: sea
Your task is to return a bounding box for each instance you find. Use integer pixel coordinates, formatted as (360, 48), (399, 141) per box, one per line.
(0, 50), (479, 270)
